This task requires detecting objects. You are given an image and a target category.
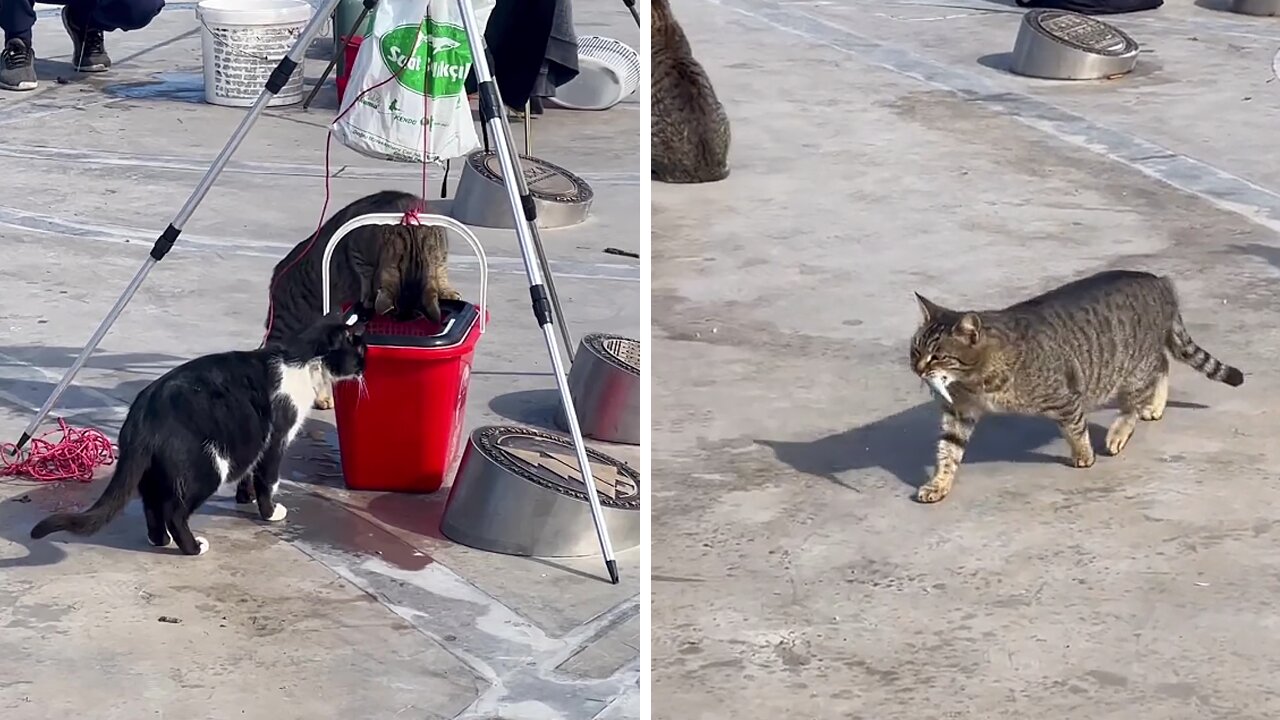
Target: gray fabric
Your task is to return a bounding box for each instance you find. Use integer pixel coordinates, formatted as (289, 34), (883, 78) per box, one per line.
(534, 0), (579, 98)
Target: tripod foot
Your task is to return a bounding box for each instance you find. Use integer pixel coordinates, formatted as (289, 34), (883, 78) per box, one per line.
(607, 559), (619, 585)
(7, 432), (31, 455)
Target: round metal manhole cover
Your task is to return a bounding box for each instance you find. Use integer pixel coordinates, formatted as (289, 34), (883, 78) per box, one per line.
(585, 333), (640, 375)
(475, 426), (640, 510)
(1027, 10), (1138, 57)
(471, 152), (595, 204)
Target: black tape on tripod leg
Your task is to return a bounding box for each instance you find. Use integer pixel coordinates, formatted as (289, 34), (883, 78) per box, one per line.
(529, 284), (553, 326)
(149, 224), (182, 261)
(265, 57), (299, 96)
(477, 81), (501, 122)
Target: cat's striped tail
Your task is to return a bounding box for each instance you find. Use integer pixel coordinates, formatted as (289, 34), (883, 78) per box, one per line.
(1167, 316), (1244, 387)
(29, 450), (149, 539)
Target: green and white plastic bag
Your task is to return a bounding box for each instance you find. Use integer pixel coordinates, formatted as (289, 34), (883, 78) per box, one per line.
(331, 0), (487, 164)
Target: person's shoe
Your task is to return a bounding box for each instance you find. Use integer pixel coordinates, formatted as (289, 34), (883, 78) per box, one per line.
(0, 38), (37, 91)
(61, 6), (110, 72)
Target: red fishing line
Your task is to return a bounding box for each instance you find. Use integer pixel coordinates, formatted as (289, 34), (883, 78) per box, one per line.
(262, 21), (433, 345)
(0, 418), (115, 482)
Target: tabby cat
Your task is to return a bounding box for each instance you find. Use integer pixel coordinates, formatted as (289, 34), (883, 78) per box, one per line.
(909, 270), (1243, 504)
(30, 311), (367, 555)
(264, 190), (458, 409)
(652, 0), (731, 184)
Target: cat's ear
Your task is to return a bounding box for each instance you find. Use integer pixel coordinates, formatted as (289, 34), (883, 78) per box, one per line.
(954, 313), (982, 344)
(373, 287), (395, 316)
(915, 293), (946, 323)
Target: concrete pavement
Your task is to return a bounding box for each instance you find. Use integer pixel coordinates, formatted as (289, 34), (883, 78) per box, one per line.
(653, 1), (1280, 717)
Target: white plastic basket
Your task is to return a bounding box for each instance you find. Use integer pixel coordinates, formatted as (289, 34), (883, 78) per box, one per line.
(547, 35), (640, 111)
(196, 0), (312, 108)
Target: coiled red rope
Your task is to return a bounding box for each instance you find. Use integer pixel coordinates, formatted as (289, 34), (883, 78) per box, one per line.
(1, 418), (116, 482)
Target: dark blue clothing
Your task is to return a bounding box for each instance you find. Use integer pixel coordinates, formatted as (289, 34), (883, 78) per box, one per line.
(2, 0), (165, 42)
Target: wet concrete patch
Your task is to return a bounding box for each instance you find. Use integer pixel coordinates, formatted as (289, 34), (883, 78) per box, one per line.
(103, 71), (206, 104)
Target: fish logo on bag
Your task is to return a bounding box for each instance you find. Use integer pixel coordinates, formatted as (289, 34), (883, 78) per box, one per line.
(379, 19), (472, 98)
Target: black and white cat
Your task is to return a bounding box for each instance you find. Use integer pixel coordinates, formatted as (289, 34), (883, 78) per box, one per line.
(30, 311), (367, 555)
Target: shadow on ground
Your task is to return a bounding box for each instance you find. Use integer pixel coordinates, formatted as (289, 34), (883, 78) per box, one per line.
(977, 52), (1013, 73)
(757, 399), (1209, 490)
(1233, 243), (1280, 273)
(0, 346), (183, 436)
(0, 480), (191, 568)
(1193, 0), (1235, 12)
(489, 388), (563, 430)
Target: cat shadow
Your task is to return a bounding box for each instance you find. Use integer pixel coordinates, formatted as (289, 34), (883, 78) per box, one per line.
(758, 402), (1066, 491)
(758, 399), (1208, 491)
(278, 416), (345, 489)
(0, 490), (71, 568)
(0, 484), (191, 568)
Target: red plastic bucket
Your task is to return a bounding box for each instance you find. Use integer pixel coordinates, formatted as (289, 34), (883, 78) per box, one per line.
(333, 300), (484, 493)
(335, 35), (364, 106)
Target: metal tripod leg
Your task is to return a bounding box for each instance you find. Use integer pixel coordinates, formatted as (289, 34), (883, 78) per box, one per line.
(302, 0), (378, 111)
(7, 0), (346, 454)
(457, 0), (618, 584)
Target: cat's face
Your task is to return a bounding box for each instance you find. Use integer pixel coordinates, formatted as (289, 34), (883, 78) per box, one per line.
(909, 294), (989, 392)
(309, 312), (367, 380)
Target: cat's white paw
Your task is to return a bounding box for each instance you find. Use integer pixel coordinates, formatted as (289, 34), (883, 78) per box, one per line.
(267, 504), (288, 522)
(195, 537), (209, 555)
(148, 534), (170, 547)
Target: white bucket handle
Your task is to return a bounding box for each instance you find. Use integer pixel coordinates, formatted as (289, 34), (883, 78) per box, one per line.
(321, 212), (489, 335)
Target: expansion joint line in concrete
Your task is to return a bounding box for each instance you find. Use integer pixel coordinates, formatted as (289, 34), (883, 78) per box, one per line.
(276, 479), (638, 719)
(0, 142), (640, 185)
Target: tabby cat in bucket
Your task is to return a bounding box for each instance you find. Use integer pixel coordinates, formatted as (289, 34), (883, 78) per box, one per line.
(264, 190), (459, 410)
(652, 0), (731, 184)
(909, 270), (1243, 504)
